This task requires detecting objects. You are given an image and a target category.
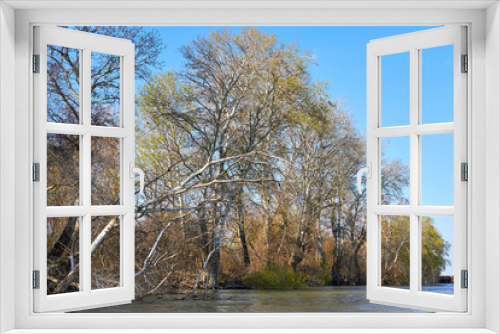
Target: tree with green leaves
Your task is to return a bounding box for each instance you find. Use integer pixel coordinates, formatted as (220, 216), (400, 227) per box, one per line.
(381, 216), (450, 286)
(421, 217), (450, 285)
(136, 27), (330, 291)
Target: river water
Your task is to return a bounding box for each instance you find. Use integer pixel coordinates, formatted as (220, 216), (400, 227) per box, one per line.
(81, 284), (453, 313)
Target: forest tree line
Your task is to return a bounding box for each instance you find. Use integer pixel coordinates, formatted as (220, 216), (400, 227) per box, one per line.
(46, 26), (450, 298)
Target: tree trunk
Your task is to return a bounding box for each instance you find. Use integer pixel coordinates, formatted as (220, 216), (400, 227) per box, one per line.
(48, 216), (78, 258)
(315, 208), (326, 267)
(208, 203), (221, 289)
(352, 243), (365, 285)
(317, 234), (326, 268)
(331, 210), (344, 286)
(198, 189), (211, 257)
(260, 178), (272, 265)
(237, 185), (251, 266)
(289, 220), (306, 273)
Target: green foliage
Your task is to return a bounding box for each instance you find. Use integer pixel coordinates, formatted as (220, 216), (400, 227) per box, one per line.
(243, 265), (308, 289)
(381, 216), (450, 286)
(421, 217), (450, 285)
(381, 216), (411, 286)
(318, 265), (332, 286)
(298, 265), (332, 286)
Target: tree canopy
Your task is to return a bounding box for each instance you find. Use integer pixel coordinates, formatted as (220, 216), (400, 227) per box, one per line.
(46, 26), (449, 298)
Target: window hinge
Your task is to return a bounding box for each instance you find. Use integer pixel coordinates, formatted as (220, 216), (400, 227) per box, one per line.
(33, 54), (40, 73)
(33, 270), (40, 289)
(33, 163), (40, 182)
(461, 270), (468, 289)
(461, 54), (468, 73)
(461, 162), (468, 182)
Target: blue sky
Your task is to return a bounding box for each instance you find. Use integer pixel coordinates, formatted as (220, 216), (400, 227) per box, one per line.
(144, 26), (454, 277)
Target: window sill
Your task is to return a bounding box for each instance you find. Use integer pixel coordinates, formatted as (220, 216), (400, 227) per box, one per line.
(4, 329), (498, 334)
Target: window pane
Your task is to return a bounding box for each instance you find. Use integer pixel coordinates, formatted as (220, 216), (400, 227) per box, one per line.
(421, 216), (454, 295)
(47, 217), (80, 295)
(47, 134), (80, 206)
(381, 136), (410, 205)
(91, 137), (120, 205)
(421, 133), (454, 206)
(381, 52), (410, 127)
(421, 45), (454, 124)
(91, 52), (121, 127)
(381, 215), (410, 289)
(47, 46), (80, 124)
(91, 216), (121, 290)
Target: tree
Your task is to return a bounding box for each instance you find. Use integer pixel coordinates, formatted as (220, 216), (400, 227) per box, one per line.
(381, 216), (449, 287)
(381, 215), (411, 286)
(421, 217), (450, 285)
(137, 27), (329, 291)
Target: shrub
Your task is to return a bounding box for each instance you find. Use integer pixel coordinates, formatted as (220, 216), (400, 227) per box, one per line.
(243, 265), (308, 289)
(318, 265), (332, 285)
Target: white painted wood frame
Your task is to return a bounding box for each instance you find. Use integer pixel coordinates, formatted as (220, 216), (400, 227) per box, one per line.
(366, 26), (467, 312)
(1, 3), (495, 333)
(33, 26), (136, 312)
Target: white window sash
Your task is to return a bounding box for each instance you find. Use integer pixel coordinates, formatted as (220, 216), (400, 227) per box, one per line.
(366, 26), (468, 312)
(33, 26), (136, 313)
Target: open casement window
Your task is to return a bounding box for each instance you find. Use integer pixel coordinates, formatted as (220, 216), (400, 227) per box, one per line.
(33, 26), (138, 312)
(364, 26), (467, 312)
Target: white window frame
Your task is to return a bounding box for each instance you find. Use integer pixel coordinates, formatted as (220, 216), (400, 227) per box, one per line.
(366, 26), (468, 312)
(1, 1), (499, 333)
(33, 26), (136, 312)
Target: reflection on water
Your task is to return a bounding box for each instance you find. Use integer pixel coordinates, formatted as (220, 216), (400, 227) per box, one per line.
(78, 284), (453, 313)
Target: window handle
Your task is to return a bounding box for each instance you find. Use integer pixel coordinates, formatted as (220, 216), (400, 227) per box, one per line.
(357, 162), (372, 195)
(129, 162), (145, 195)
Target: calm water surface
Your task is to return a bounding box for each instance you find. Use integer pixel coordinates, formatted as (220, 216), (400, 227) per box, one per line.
(81, 284), (453, 313)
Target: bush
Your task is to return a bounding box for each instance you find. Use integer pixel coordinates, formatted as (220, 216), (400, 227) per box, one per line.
(318, 265), (332, 285)
(243, 265), (308, 289)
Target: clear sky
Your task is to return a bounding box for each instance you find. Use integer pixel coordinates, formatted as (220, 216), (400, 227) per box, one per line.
(144, 26), (455, 277)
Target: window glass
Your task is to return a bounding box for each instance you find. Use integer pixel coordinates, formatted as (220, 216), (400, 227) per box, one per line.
(91, 216), (121, 290)
(47, 217), (80, 295)
(381, 52), (410, 127)
(381, 136), (410, 205)
(91, 52), (121, 127)
(421, 45), (454, 124)
(47, 46), (80, 124)
(421, 216), (454, 295)
(381, 215), (410, 289)
(91, 137), (121, 206)
(47, 134), (80, 206)
(421, 133), (454, 206)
